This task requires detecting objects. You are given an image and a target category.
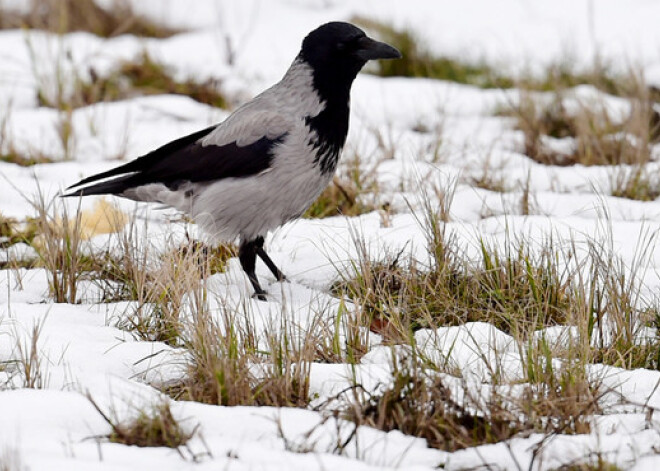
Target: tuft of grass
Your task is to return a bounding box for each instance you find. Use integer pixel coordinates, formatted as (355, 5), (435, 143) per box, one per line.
(29, 190), (85, 303)
(40, 50), (227, 110)
(353, 16), (514, 89)
(343, 344), (600, 453)
(0, 214), (39, 249)
(502, 72), (659, 170)
(94, 221), (234, 345)
(88, 396), (195, 448)
(550, 458), (623, 471)
(160, 281), (318, 408)
(345, 359), (522, 451)
(0, 152), (54, 167)
(333, 233), (575, 338)
(305, 177), (375, 218)
(2, 315), (49, 390)
(0, 0), (180, 38)
(610, 165), (660, 202)
(116, 241), (231, 346)
(170, 304), (313, 408)
(507, 93), (652, 167)
(15, 318), (47, 389)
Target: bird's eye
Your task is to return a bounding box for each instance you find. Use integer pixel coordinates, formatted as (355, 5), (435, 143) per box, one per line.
(337, 35), (363, 52)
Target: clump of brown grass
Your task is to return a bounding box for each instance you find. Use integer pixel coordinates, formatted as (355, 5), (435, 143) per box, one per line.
(305, 177), (375, 218)
(7, 316), (49, 389)
(504, 71), (659, 171)
(0, 152), (54, 167)
(39, 50), (227, 110)
(334, 232), (575, 340)
(305, 149), (382, 219)
(169, 302), (313, 408)
(0, 214), (39, 250)
(509, 92), (654, 167)
(0, 0), (180, 38)
(88, 396), (195, 448)
(609, 165), (660, 202)
(29, 190), (86, 303)
(550, 460), (623, 471)
(343, 343), (600, 453)
(344, 361), (521, 451)
(94, 221), (234, 345)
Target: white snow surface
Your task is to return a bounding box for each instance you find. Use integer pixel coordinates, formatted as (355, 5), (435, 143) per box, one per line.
(2, 1), (660, 470)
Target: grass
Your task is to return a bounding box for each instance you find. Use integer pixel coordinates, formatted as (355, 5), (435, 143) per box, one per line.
(550, 462), (622, 471)
(0, 214), (39, 248)
(503, 89), (657, 168)
(305, 177), (375, 218)
(334, 198), (660, 371)
(305, 151), (381, 219)
(0, 152), (54, 167)
(344, 357), (523, 451)
(333, 232), (575, 338)
(0, 448), (27, 471)
(28, 189), (85, 303)
(166, 300), (314, 408)
(38, 50), (227, 111)
(87, 396), (195, 448)
(114, 241), (234, 345)
(353, 16), (514, 89)
(1, 315), (49, 390)
(0, 0), (180, 38)
(343, 345), (600, 453)
(609, 165), (660, 202)
(353, 16), (635, 96)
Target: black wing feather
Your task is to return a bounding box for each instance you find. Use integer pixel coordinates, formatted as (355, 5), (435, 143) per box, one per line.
(64, 126), (287, 197)
(67, 125), (217, 190)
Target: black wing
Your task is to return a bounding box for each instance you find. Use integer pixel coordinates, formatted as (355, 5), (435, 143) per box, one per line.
(64, 125), (287, 197)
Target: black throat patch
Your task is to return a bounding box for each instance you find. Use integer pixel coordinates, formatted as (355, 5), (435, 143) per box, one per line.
(302, 55), (359, 175)
(305, 101), (348, 175)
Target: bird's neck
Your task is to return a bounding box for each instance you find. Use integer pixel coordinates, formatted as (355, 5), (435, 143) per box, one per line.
(285, 57), (356, 175)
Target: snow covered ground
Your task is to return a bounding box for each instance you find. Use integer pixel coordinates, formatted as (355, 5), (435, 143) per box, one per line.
(2, 1), (660, 470)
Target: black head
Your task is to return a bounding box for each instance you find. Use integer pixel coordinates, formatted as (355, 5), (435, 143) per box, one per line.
(299, 22), (401, 99)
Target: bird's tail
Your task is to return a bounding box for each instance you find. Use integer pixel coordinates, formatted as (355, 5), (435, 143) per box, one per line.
(61, 175), (134, 198)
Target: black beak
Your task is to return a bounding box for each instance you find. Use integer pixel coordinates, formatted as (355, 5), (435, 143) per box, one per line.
(354, 36), (402, 61)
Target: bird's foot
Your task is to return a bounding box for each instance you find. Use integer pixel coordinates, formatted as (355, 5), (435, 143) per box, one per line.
(252, 290), (268, 302)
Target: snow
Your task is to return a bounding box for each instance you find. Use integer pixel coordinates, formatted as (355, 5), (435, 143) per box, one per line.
(2, 0), (660, 469)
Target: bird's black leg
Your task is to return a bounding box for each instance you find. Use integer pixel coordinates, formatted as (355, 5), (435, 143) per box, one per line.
(239, 240), (267, 301)
(254, 236), (286, 282)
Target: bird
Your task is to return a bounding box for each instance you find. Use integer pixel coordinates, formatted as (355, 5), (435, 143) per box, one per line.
(64, 21), (401, 300)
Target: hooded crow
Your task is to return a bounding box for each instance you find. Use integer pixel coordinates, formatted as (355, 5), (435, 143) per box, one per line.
(64, 21), (401, 299)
